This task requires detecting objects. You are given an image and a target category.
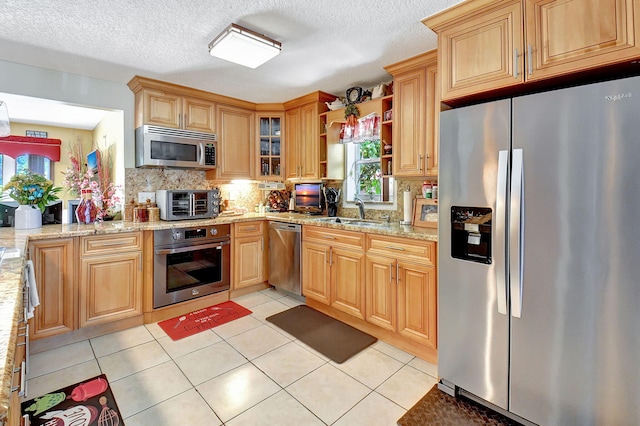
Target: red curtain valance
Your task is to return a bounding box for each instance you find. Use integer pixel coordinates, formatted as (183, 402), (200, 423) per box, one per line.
(0, 135), (62, 161)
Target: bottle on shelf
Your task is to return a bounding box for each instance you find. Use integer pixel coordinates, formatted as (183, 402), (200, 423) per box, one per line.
(422, 181), (433, 199)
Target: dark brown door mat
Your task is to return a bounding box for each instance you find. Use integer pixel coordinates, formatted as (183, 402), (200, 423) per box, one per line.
(398, 385), (522, 426)
(266, 305), (377, 364)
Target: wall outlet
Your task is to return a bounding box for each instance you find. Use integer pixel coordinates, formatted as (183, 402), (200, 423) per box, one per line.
(138, 191), (155, 203)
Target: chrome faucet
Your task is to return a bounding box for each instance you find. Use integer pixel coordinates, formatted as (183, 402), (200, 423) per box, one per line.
(354, 197), (365, 219)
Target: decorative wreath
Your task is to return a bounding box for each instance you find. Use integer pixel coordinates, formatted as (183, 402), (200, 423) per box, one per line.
(344, 104), (359, 127)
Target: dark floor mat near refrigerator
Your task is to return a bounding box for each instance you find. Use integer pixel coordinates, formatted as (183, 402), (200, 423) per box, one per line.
(266, 305), (377, 364)
(397, 385), (522, 426)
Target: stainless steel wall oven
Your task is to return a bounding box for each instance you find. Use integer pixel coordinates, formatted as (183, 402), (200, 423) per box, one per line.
(153, 224), (230, 308)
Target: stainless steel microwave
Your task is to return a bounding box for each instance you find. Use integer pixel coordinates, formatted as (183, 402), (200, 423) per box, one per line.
(135, 125), (217, 169)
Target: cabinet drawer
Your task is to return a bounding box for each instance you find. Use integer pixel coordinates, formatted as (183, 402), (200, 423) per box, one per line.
(303, 226), (364, 249)
(81, 232), (142, 255)
(235, 221), (265, 237)
(367, 235), (435, 265)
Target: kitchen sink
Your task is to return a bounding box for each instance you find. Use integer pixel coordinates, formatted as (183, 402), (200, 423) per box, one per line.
(312, 217), (351, 223)
(311, 217), (390, 228)
(345, 220), (391, 228)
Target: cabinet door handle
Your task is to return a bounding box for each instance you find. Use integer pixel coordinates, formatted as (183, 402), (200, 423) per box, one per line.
(329, 248), (333, 267)
(513, 48), (519, 78)
(397, 263), (401, 283)
(527, 44), (533, 75)
(261, 237), (264, 251)
(385, 245), (405, 251)
(17, 324), (30, 372)
(138, 253), (142, 271)
(244, 227), (257, 232)
(389, 262), (394, 283)
(325, 248), (329, 264)
(419, 155), (423, 172)
(11, 361), (27, 397)
(95, 241), (127, 247)
(322, 235), (336, 240)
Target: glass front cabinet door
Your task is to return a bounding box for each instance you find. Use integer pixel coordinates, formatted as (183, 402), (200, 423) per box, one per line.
(257, 114), (284, 179)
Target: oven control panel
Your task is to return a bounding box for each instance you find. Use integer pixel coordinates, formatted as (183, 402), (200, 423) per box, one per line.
(184, 228), (207, 239)
(156, 224), (231, 246)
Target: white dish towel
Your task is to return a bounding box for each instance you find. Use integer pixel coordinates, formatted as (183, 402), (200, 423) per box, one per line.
(24, 259), (40, 319)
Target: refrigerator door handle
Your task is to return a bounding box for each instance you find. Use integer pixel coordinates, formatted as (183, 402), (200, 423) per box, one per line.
(510, 148), (524, 318)
(496, 150), (509, 315)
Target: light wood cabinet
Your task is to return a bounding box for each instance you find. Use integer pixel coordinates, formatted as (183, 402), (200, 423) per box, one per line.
(8, 283), (27, 426)
(284, 92), (334, 179)
(28, 238), (76, 339)
(365, 235), (437, 349)
(385, 50), (439, 177)
(257, 113), (284, 179)
(301, 240), (331, 304)
(424, 0), (640, 102)
(302, 226), (366, 319)
(79, 233), (143, 328)
(137, 88), (216, 132)
(28, 232), (145, 341)
(216, 104), (256, 179)
(8, 335), (25, 426)
(233, 221), (267, 289)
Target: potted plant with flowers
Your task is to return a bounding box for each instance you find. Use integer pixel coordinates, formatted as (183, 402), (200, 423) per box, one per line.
(2, 170), (62, 229)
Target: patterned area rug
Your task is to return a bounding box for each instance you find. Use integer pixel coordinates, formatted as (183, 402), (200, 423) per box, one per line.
(158, 300), (252, 340)
(397, 385), (521, 426)
(21, 374), (124, 426)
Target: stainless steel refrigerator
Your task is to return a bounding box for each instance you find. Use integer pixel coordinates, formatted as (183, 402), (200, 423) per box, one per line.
(438, 75), (640, 425)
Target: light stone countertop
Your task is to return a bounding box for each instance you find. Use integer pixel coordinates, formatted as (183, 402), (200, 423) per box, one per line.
(0, 213), (437, 420)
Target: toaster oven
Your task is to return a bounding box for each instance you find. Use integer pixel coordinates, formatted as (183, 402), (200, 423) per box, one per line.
(156, 189), (221, 220)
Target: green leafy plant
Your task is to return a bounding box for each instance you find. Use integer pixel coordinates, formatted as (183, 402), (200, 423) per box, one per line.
(358, 163), (382, 196)
(2, 170), (62, 212)
(359, 140), (380, 159)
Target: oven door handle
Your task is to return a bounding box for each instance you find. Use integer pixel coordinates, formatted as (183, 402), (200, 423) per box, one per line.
(155, 240), (230, 255)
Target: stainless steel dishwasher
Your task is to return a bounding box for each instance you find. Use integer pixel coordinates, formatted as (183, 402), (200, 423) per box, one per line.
(268, 222), (302, 296)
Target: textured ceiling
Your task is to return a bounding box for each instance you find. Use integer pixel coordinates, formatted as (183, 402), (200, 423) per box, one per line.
(0, 0), (462, 104)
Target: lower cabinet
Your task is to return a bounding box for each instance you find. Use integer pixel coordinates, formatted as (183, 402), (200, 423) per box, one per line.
(302, 226), (438, 360)
(366, 235), (437, 350)
(7, 282), (28, 426)
(233, 221), (267, 289)
(79, 233), (143, 328)
(302, 226), (365, 319)
(29, 232), (143, 340)
(28, 237), (76, 339)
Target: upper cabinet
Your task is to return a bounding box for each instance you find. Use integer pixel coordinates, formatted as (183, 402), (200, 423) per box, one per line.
(385, 50), (439, 177)
(216, 104), (256, 180)
(128, 76), (257, 133)
(140, 89), (215, 132)
(257, 113), (284, 180)
(284, 92), (335, 180)
(424, 0), (640, 103)
(129, 84), (216, 133)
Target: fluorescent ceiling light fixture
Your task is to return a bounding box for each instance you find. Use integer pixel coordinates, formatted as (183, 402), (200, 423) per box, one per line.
(208, 23), (281, 69)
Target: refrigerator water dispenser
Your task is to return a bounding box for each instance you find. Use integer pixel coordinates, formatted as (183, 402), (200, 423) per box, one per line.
(450, 206), (492, 264)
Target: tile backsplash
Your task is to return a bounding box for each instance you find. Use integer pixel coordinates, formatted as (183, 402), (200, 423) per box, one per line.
(124, 168), (435, 223)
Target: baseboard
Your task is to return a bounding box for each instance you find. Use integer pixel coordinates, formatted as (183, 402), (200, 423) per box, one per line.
(30, 315), (144, 354)
(306, 299), (438, 364)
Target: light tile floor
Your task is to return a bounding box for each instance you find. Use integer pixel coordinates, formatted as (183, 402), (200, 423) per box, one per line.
(23, 288), (438, 425)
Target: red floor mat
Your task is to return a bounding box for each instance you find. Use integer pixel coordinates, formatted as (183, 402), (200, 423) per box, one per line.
(158, 300), (252, 340)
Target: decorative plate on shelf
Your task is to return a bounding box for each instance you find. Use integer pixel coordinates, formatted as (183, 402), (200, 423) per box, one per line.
(346, 86), (363, 104)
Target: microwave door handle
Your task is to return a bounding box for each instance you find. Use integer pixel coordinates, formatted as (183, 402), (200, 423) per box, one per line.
(190, 193), (195, 216)
(198, 142), (205, 166)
